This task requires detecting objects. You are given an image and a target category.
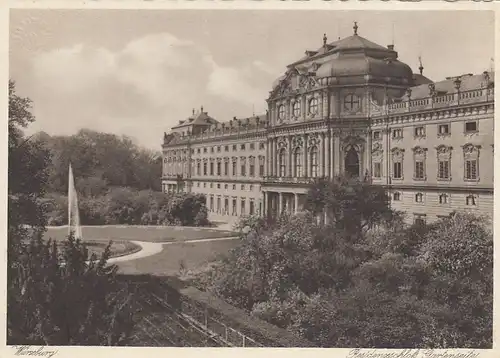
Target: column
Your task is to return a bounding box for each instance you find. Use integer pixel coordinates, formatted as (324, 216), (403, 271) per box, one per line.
(330, 131), (335, 178)
(294, 193), (299, 214)
(263, 192), (268, 218)
(320, 132), (326, 177)
(303, 134), (308, 177)
(278, 192), (283, 215)
(334, 133), (341, 176)
(272, 138), (276, 177)
(288, 135), (293, 177)
(266, 138), (270, 177)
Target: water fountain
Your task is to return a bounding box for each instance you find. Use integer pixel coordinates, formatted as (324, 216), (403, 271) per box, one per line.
(68, 163), (83, 239)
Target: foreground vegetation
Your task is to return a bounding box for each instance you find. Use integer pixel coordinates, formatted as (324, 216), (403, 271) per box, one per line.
(199, 178), (493, 348)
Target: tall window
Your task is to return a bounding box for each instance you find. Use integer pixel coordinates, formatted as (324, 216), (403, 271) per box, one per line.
(437, 145), (452, 180)
(259, 156), (265, 177)
(197, 162), (201, 176)
(217, 197), (221, 213)
(217, 161), (221, 176)
(310, 146), (318, 177)
(224, 160), (229, 176)
(278, 105), (285, 120)
(413, 147), (427, 180)
(278, 149), (287, 177)
(203, 162), (207, 176)
(209, 195), (214, 211)
(308, 98), (318, 115)
(249, 200), (255, 215)
(439, 193), (449, 204)
(249, 157), (255, 177)
(392, 148), (404, 179)
(224, 198), (229, 214)
(232, 159), (237, 176)
(241, 199), (246, 216)
(292, 101), (301, 118)
(294, 147), (303, 177)
(232, 198), (237, 216)
(463, 144), (479, 180)
(415, 193), (424, 203)
(240, 158), (246, 176)
(210, 162), (214, 176)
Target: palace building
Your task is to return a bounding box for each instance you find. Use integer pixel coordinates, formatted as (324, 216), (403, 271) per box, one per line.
(161, 23), (494, 225)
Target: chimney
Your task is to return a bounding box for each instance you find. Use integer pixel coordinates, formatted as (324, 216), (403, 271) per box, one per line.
(387, 44), (394, 50)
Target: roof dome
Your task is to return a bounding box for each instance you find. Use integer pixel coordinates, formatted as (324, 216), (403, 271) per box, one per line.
(314, 34), (414, 82)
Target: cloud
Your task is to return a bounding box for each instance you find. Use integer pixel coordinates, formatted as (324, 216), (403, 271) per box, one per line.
(28, 32), (277, 148)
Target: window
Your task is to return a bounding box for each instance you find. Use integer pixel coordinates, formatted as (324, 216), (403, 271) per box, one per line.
(211, 147), (214, 153)
(373, 162), (381, 178)
(224, 161), (229, 176)
(413, 147), (427, 180)
(259, 163), (264, 177)
(250, 200), (255, 215)
(466, 195), (476, 206)
(249, 184), (253, 191)
(437, 145), (452, 180)
(463, 144), (479, 181)
(439, 193), (448, 204)
(224, 184), (228, 189)
(259, 142), (265, 150)
(465, 159), (478, 180)
(250, 143), (255, 150)
(203, 147), (207, 153)
(210, 162), (214, 176)
(241, 199), (246, 216)
(241, 184), (245, 190)
(210, 183), (213, 189)
(249, 157), (255, 177)
(217, 162), (221, 176)
(197, 182), (200, 187)
(278, 105), (285, 120)
(217, 146), (221, 152)
(232, 199), (237, 216)
(241, 144), (246, 150)
(344, 94), (360, 111)
(414, 126), (425, 137)
(308, 98), (319, 115)
(217, 197), (221, 213)
(203, 162), (207, 176)
(392, 129), (403, 139)
(415, 161), (425, 179)
(232, 160), (237, 176)
(294, 147), (303, 177)
(209, 196), (214, 211)
(197, 162), (201, 176)
(225, 145), (229, 152)
(310, 146), (318, 177)
(373, 131), (381, 140)
(197, 148), (201, 154)
(392, 149), (404, 179)
(232, 144), (237, 151)
(438, 124), (450, 135)
(224, 198), (229, 214)
(278, 149), (287, 177)
(232, 184), (236, 190)
(203, 182), (207, 188)
(465, 121), (477, 133)
(292, 101), (301, 118)
(415, 193), (424, 203)
(217, 183), (221, 189)
(414, 214), (426, 227)
(240, 159), (246, 176)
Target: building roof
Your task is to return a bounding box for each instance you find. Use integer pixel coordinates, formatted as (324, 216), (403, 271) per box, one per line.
(404, 71), (494, 100)
(172, 108), (219, 129)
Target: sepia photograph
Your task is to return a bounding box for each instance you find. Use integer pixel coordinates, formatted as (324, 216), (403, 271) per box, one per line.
(7, 9), (494, 349)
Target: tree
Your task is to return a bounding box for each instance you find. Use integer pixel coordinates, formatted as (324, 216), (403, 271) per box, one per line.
(8, 80), (135, 345)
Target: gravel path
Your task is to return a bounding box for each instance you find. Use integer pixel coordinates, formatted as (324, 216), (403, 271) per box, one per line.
(106, 236), (238, 264)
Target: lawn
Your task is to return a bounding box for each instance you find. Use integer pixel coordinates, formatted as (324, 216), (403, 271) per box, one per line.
(117, 239), (240, 276)
(78, 240), (141, 259)
(44, 226), (236, 243)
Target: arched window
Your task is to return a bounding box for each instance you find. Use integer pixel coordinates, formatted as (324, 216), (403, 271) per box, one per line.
(308, 98), (319, 115)
(466, 195), (476, 206)
(415, 193), (424, 203)
(345, 147), (360, 178)
(310, 146), (318, 177)
(439, 193), (448, 204)
(292, 101), (301, 118)
(278, 149), (287, 177)
(393, 192), (401, 201)
(294, 147), (303, 177)
(278, 105), (285, 120)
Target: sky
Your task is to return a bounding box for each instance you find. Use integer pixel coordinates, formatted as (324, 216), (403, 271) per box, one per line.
(9, 10), (494, 151)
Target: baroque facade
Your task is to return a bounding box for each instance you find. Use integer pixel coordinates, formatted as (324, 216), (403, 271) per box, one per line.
(162, 23), (494, 224)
